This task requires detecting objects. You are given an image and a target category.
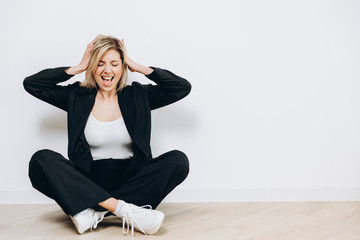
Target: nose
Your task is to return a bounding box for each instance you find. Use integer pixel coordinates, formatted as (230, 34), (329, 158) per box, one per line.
(104, 64), (111, 73)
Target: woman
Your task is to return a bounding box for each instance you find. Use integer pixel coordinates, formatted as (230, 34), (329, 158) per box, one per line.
(23, 35), (191, 236)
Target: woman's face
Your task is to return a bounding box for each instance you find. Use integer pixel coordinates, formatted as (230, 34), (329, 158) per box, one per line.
(93, 49), (123, 92)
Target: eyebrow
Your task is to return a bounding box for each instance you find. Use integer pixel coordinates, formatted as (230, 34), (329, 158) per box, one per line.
(99, 60), (120, 63)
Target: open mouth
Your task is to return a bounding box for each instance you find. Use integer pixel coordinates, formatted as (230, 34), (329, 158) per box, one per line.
(101, 76), (114, 86)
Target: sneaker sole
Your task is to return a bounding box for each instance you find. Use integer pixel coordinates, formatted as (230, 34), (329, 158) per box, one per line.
(144, 211), (165, 235)
(70, 215), (87, 234)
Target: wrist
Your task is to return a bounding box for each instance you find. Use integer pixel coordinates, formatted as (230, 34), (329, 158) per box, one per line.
(132, 63), (153, 75)
(66, 65), (86, 75)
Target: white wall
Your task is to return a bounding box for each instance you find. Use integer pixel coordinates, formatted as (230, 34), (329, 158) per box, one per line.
(1, 0), (360, 203)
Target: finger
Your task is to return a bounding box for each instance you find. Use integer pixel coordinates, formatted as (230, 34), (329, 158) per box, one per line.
(86, 38), (97, 51)
(87, 37), (97, 47)
(121, 40), (128, 53)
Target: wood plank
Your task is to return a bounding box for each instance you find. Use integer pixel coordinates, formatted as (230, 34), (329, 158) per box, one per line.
(0, 202), (359, 239)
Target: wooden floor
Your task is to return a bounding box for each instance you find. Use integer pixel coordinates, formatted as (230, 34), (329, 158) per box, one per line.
(1, 202), (360, 239)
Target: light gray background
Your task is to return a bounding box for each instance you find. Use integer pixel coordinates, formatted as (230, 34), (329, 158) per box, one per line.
(1, 0), (360, 203)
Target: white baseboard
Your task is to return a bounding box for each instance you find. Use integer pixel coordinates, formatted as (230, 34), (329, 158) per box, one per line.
(2, 187), (360, 204)
(163, 187), (360, 202)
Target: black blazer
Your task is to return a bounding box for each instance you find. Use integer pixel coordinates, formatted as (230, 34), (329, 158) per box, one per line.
(23, 66), (191, 176)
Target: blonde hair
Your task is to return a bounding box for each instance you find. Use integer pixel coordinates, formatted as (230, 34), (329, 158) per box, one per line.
(80, 34), (128, 91)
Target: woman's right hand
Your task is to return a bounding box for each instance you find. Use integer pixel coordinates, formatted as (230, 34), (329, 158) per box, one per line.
(65, 37), (97, 75)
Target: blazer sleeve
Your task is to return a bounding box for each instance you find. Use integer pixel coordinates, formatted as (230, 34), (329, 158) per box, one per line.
(23, 67), (74, 112)
(142, 66), (191, 110)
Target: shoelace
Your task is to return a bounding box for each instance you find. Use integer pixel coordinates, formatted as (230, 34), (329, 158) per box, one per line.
(90, 211), (106, 231)
(122, 204), (152, 237)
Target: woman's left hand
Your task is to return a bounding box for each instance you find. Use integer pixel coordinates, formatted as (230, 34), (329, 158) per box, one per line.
(121, 39), (154, 75)
(121, 39), (137, 72)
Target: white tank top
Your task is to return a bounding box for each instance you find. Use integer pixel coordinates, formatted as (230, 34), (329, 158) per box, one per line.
(84, 112), (134, 160)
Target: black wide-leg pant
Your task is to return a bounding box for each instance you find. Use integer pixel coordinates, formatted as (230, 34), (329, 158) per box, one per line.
(28, 149), (189, 216)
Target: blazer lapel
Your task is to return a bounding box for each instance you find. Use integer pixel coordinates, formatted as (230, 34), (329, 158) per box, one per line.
(118, 89), (150, 158)
(69, 91), (96, 142)
(118, 90), (134, 139)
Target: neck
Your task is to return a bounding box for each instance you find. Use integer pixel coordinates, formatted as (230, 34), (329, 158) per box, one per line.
(97, 89), (117, 101)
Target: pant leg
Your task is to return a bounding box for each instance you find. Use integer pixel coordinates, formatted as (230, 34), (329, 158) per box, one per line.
(110, 150), (189, 209)
(29, 149), (111, 216)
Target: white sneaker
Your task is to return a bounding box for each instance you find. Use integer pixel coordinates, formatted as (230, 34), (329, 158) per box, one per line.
(120, 203), (164, 236)
(70, 208), (108, 234)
